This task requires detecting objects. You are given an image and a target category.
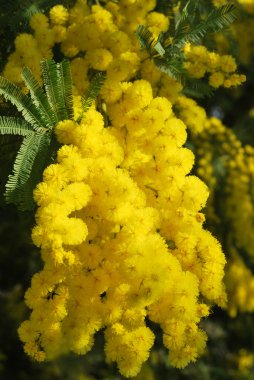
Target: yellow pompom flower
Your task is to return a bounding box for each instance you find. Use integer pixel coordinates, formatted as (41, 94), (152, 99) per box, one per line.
(146, 11), (169, 36)
(52, 25), (67, 43)
(209, 72), (225, 88)
(86, 48), (113, 71)
(101, 79), (123, 104)
(50, 5), (69, 25)
(30, 13), (49, 31)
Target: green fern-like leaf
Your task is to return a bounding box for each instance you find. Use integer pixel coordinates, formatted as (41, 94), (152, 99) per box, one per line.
(173, 3), (237, 48)
(40, 59), (67, 121)
(21, 67), (56, 128)
(1, 58), (104, 209)
(0, 116), (33, 136)
(153, 33), (166, 57)
(183, 80), (214, 98)
(174, 0), (200, 41)
(82, 72), (106, 114)
(135, 25), (156, 57)
(4, 131), (51, 206)
(155, 58), (186, 84)
(205, 3), (237, 31)
(17, 133), (53, 211)
(57, 60), (74, 120)
(1, 58), (71, 209)
(0, 76), (47, 132)
(135, 25), (166, 58)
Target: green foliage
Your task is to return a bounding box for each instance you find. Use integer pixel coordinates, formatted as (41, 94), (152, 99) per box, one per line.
(173, 0), (200, 45)
(172, 2), (237, 49)
(21, 67), (56, 128)
(16, 134), (54, 211)
(0, 60), (70, 210)
(135, 25), (158, 57)
(0, 77), (48, 132)
(4, 132), (51, 208)
(136, 0), (237, 97)
(81, 71), (106, 116)
(0, 58), (106, 210)
(0, 117), (33, 136)
(182, 80), (214, 99)
(57, 60), (74, 120)
(0, 67), (56, 210)
(40, 59), (69, 122)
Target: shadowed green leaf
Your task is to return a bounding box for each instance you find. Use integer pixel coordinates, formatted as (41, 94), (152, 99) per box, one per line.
(0, 76), (47, 131)
(17, 133), (53, 211)
(82, 72), (106, 114)
(183, 80), (215, 98)
(4, 131), (51, 206)
(173, 3), (237, 48)
(135, 25), (156, 57)
(57, 60), (74, 120)
(155, 58), (186, 84)
(40, 59), (67, 121)
(0, 116), (33, 136)
(174, 0), (200, 41)
(21, 67), (56, 128)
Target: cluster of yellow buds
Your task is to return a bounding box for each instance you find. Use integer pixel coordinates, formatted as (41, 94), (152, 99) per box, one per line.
(184, 44), (246, 89)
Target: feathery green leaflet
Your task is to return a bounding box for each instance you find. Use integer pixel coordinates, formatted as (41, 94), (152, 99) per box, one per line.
(0, 59), (105, 210)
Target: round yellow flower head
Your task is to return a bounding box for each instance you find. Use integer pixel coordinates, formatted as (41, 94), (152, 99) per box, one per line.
(30, 13), (49, 31)
(50, 5), (69, 25)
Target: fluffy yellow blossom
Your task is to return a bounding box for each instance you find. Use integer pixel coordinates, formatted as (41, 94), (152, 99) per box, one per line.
(49, 5), (69, 25)
(52, 25), (67, 43)
(175, 96), (207, 134)
(184, 44), (246, 89)
(146, 11), (169, 36)
(192, 115), (254, 317)
(86, 48), (113, 71)
(209, 72), (225, 88)
(30, 13), (49, 31)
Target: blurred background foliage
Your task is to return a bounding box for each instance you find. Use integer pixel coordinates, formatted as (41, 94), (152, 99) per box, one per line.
(1, 0), (254, 379)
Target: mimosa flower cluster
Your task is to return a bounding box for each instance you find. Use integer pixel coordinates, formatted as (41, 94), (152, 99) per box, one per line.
(193, 117), (254, 316)
(194, 117), (236, 227)
(3, 0), (245, 97)
(18, 79), (227, 377)
(174, 96), (207, 135)
(225, 253), (254, 317)
(184, 44), (246, 89)
(1, 0), (233, 376)
(194, 117), (254, 259)
(225, 145), (254, 260)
